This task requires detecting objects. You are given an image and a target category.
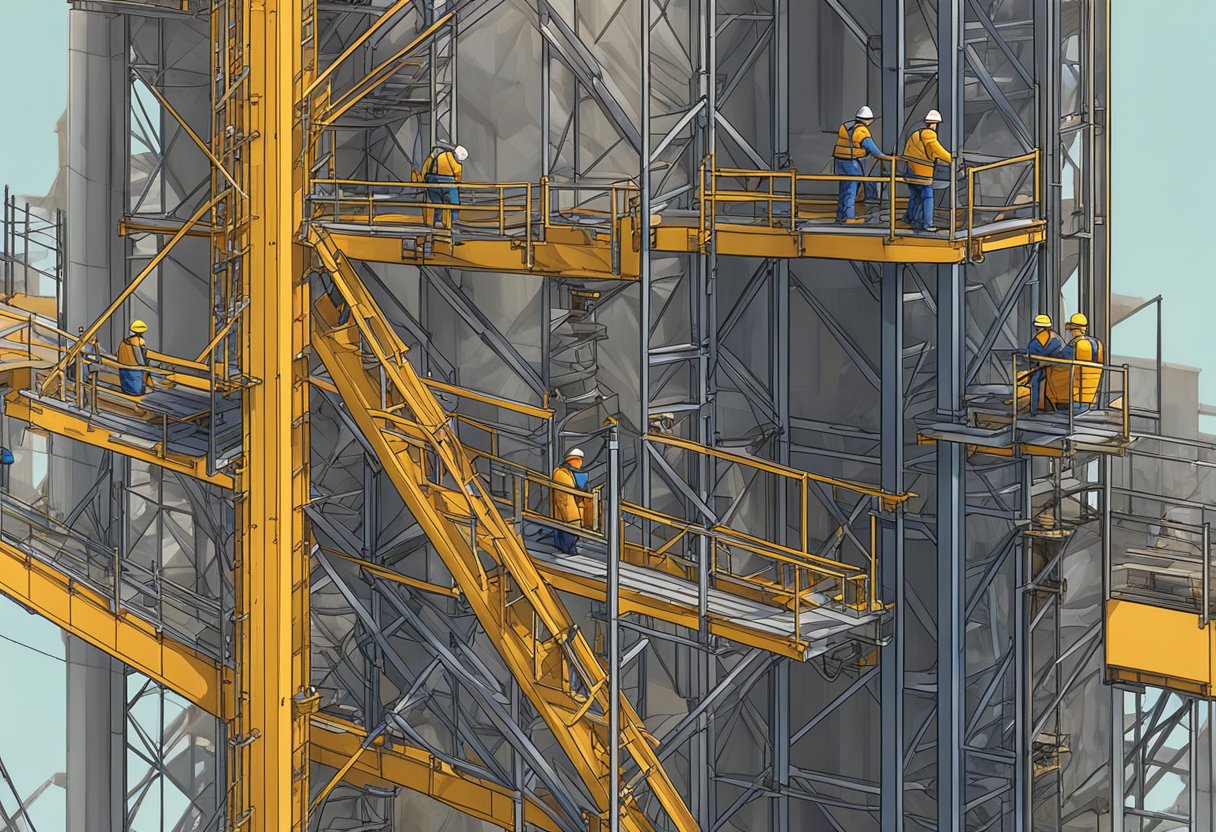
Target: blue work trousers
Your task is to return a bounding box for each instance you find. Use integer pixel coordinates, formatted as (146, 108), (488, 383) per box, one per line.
(550, 528), (578, 554)
(835, 159), (878, 221)
(120, 369), (146, 396)
(904, 182), (935, 230)
(425, 174), (459, 227)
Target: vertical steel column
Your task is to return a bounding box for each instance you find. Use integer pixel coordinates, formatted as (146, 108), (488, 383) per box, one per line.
(880, 1), (906, 827)
(1111, 686), (1125, 832)
(936, 1), (964, 828)
(638, 0), (652, 508)
(770, 0), (790, 824)
(239, 0), (311, 829)
(607, 425), (621, 832)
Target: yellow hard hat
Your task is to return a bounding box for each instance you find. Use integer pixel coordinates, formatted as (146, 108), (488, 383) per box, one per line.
(130, 319), (149, 333)
(1067, 312), (1088, 329)
(1032, 314), (1052, 328)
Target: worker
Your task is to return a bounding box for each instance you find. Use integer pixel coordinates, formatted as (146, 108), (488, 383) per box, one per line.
(117, 320), (150, 397)
(421, 144), (468, 229)
(1020, 314), (1065, 414)
(833, 105), (885, 224)
(901, 109), (952, 232)
(1047, 312), (1105, 413)
(550, 448), (593, 554)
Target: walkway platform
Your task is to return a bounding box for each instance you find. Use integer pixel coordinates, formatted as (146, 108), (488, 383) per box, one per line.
(918, 383), (1131, 457)
(529, 542), (879, 661)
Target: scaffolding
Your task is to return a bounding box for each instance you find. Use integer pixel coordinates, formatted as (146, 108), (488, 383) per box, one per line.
(4, 1), (1214, 832)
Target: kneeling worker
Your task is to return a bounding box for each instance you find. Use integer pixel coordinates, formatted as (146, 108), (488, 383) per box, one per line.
(550, 448), (592, 555)
(422, 144), (469, 229)
(117, 320), (150, 396)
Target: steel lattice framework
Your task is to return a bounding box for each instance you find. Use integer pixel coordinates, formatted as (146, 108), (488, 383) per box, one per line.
(9, 2), (1216, 832)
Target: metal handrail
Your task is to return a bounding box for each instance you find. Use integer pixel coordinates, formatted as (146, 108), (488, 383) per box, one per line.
(1011, 351), (1131, 446)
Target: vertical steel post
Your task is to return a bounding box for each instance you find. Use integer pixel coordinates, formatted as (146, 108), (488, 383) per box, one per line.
(607, 425), (621, 832)
(881, 1), (906, 827)
(639, 0), (652, 510)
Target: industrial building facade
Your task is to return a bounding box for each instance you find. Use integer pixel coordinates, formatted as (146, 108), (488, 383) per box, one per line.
(0, 0), (1212, 830)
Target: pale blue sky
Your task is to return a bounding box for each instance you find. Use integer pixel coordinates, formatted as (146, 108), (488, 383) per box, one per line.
(0, 1), (1210, 828)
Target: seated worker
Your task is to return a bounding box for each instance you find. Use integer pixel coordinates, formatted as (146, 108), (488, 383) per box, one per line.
(117, 320), (150, 396)
(1045, 312), (1104, 413)
(550, 448), (593, 554)
(421, 144), (469, 229)
(1020, 314), (1064, 415)
(833, 106), (885, 224)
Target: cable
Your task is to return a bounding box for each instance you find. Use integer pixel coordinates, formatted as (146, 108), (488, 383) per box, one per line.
(0, 631), (64, 663)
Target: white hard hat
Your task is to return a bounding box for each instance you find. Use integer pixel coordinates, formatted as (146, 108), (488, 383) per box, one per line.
(565, 448), (584, 460)
(855, 105), (874, 120)
(925, 109), (943, 123)
(454, 145), (469, 161)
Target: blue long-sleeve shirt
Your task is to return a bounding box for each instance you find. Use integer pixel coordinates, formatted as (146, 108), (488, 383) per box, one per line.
(860, 137), (882, 158)
(1025, 330), (1065, 363)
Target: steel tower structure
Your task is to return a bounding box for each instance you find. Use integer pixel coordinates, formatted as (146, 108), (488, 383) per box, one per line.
(3, 1), (1213, 832)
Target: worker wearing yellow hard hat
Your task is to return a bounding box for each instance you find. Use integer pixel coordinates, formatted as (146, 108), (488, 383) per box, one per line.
(833, 105), (887, 224)
(901, 109), (953, 232)
(1045, 312), (1105, 413)
(117, 320), (150, 396)
(1019, 313), (1064, 414)
(549, 448), (593, 554)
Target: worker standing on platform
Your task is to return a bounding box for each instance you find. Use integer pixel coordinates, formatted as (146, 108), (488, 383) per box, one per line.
(1022, 314), (1065, 415)
(550, 448), (592, 555)
(117, 320), (150, 397)
(833, 106), (885, 224)
(422, 144), (468, 229)
(1054, 313), (1105, 413)
(901, 109), (952, 232)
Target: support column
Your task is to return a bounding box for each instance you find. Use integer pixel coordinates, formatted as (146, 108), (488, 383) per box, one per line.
(880, 0), (905, 827)
(236, 1), (311, 829)
(64, 636), (124, 832)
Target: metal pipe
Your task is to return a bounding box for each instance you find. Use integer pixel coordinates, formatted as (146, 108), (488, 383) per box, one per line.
(607, 424), (621, 832)
(1204, 523), (1211, 629)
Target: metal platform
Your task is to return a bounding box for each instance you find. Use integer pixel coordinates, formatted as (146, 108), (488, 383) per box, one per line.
(528, 542), (878, 661)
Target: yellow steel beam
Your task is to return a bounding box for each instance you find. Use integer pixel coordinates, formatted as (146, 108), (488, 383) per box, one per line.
(308, 228), (699, 832)
(0, 540), (554, 829)
(1105, 599), (1216, 698)
(310, 715), (562, 832)
(233, 0), (312, 829)
(0, 534), (233, 717)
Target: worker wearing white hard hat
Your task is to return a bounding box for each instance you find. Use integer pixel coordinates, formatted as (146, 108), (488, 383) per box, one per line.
(1020, 313), (1064, 415)
(832, 105), (887, 224)
(421, 144), (468, 229)
(549, 448), (593, 554)
(900, 109), (953, 232)
(117, 320), (151, 396)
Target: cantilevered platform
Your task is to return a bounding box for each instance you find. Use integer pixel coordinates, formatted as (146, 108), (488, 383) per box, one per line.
(918, 383), (1131, 457)
(11, 377), (240, 488)
(529, 542), (878, 661)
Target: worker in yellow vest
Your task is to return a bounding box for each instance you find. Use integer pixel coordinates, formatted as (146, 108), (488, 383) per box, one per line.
(1020, 314), (1064, 415)
(421, 144), (468, 229)
(901, 109), (952, 232)
(549, 448), (593, 554)
(833, 105), (886, 224)
(117, 320), (150, 396)
(1047, 313), (1105, 413)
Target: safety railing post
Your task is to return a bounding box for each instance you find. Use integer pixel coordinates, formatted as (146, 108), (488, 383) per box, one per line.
(1068, 364), (1076, 441)
(966, 164), (976, 259)
(113, 546), (121, 615)
(1122, 363), (1131, 440)
(1011, 353), (1019, 442)
(888, 159), (897, 242)
(1203, 523), (1211, 629)
(606, 423), (621, 832)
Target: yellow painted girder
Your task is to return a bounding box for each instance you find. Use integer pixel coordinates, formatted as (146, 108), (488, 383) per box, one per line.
(0, 534), (234, 718)
(1105, 599), (1216, 698)
(317, 214), (1044, 278)
(310, 715), (562, 832)
(308, 228), (698, 832)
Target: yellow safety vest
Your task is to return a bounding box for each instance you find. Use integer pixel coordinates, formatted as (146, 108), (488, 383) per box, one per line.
(833, 121), (872, 160)
(550, 465), (591, 526)
(422, 150), (462, 180)
(117, 335), (146, 367)
(902, 128), (952, 184)
(1046, 335), (1104, 407)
